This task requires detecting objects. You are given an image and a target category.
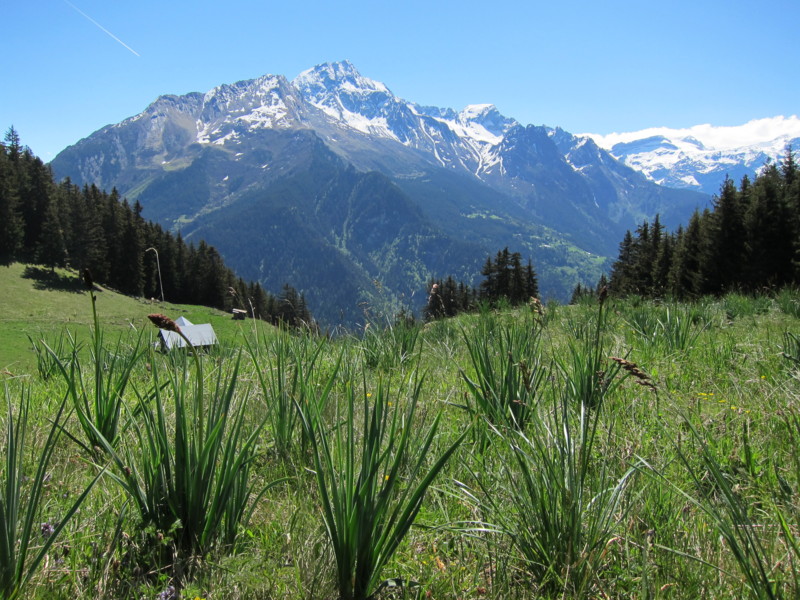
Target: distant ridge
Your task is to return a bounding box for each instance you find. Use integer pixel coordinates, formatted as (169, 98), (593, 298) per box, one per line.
(584, 116), (800, 195)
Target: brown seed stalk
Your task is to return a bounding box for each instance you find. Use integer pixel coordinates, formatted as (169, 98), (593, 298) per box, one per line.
(147, 313), (181, 333)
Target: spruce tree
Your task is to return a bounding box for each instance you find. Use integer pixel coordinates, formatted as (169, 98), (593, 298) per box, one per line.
(35, 196), (68, 271)
(744, 164), (793, 289)
(0, 147), (23, 264)
(609, 230), (635, 296)
(705, 177), (746, 293)
(651, 232), (674, 298)
(668, 213), (703, 298)
(524, 259), (539, 300)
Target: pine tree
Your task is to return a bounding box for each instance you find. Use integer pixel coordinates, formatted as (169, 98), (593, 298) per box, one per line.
(668, 213), (703, 298)
(744, 164), (793, 289)
(651, 231), (674, 298)
(609, 230), (635, 296)
(35, 196), (68, 271)
(704, 177), (745, 293)
(3, 127), (22, 160)
(509, 252), (525, 304)
(0, 147), (23, 264)
(479, 257), (496, 301)
(570, 283), (587, 304)
(524, 259), (539, 300)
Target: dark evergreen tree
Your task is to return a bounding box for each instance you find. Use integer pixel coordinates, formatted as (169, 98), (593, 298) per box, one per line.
(668, 213), (703, 298)
(651, 231), (674, 297)
(479, 256), (496, 300)
(744, 164), (793, 289)
(609, 230), (635, 296)
(35, 195), (68, 270)
(3, 127), (22, 159)
(524, 259), (540, 300)
(18, 154), (56, 263)
(0, 147), (23, 264)
(704, 177), (746, 293)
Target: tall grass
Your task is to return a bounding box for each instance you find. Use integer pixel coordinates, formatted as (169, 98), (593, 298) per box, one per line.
(558, 292), (627, 411)
(658, 305), (707, 353)
(625, 304), (707, 355)
(723, 293), (774, 320)
(478, 392), (636, 597)
(26, 331), (73, 381)
(361, 319), (420, 371)
(49, 283), (143, 453)
(646, 414), (785, 599)
(247, 328), (327, 460)
(776, 288), (800, 319)
(297, 374), (467, 600)
(8, 286), (800, 598)
(460, 322), (546, 431)
(1, 387), (101, 600)
(96, 348), (276, 564)
(781, 331), (800, 369)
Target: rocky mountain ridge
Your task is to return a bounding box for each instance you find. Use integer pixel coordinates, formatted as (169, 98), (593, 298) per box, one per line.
(49, 61), (707, 325)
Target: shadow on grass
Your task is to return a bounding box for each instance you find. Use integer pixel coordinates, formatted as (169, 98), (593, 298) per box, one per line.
(23, 266), (88, 294)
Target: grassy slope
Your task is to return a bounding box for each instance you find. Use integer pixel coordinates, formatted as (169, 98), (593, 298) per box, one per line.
(4, 262), (800, 598)
(0, 263), (248, 373)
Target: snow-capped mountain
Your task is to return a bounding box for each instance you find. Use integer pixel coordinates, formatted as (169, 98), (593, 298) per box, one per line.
(584, 116), (800, 195)
(49, 61), (706, 324)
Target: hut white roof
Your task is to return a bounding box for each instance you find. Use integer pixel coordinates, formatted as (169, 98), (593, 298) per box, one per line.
(157, 322), (217, 351)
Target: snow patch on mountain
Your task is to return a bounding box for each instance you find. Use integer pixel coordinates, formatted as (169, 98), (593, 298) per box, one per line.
(97, 59), (792, 200)
(581, 116), (800, 193)
(587, 116), (800, 151)
(292, 60), (404, 140)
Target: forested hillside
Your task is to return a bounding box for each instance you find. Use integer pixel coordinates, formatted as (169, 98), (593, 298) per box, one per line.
(605, 148), (800, 298)
(0, 128), (313, 327)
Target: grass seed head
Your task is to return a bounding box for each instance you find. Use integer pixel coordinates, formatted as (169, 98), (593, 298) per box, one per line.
(82, 267), (94, 290)
(147, 313), (181, 333)
(610, 356), (656, 390)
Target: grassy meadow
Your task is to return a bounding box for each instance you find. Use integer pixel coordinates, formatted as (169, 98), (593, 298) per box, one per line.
(0, 263), (244, 374)
(2, 263), (800, 599)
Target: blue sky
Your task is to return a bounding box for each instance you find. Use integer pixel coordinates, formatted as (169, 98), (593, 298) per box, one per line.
(3, 0), (798, 160)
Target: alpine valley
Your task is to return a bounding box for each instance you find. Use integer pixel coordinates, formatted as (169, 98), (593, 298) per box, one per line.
(51, 61), (716, 326)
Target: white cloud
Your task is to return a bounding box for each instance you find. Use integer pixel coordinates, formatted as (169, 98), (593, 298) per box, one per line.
(583, 115), (800, 151)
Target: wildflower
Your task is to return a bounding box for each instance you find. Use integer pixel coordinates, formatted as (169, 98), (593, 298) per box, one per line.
(41, 521), (56, 539)
(157, 585), (177, 600)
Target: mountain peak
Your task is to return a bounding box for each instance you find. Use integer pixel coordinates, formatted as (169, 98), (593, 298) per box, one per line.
(291, 60), (409, 141)
(293, 60), (390, 98)
(458, 104), (517, 140)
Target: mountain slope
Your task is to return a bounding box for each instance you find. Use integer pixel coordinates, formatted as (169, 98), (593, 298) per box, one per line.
(50, 61), (708, 324)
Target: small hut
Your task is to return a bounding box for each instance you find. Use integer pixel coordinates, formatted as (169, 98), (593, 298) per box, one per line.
(156, 316), (218, 351)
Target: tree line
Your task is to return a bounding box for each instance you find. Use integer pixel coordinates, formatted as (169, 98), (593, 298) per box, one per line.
(0, 127), (313, 328)
(424, 247), (539, 319)
(602, 148), (800, 300)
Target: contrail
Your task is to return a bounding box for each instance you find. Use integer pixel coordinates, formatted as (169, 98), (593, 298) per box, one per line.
(64, 0), (140, 57)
